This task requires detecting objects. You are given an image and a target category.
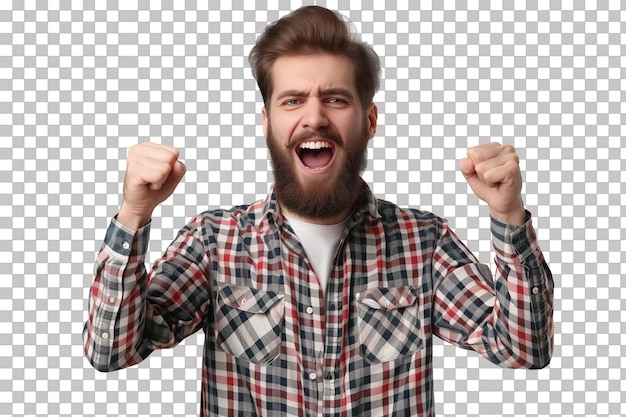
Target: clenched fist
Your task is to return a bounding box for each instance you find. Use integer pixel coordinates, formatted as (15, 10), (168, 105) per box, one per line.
(117, 142), (186, 230)
(459, 142), (527, 226)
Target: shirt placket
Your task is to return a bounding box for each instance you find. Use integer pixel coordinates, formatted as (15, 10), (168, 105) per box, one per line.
(322, 233), (354, 416)
(280, 226), (326, 416)
(322, 273), (344, 415)
(300, 279), (326, 417)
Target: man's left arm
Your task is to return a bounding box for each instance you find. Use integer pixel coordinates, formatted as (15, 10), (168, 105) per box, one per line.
(432, 213), (554, 369)
(432, 143), (554, 368)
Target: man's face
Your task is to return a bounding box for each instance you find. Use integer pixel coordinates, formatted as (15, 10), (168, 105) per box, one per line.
(262, 53), (378, 223)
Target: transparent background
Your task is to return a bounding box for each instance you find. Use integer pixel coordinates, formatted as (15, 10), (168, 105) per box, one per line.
(1, 0), (624, 416)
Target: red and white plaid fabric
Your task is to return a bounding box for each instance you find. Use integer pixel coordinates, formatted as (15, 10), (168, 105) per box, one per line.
(84, 182), (554, 416)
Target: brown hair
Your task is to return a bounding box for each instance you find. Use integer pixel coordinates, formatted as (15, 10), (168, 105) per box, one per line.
(248, 6), (381, 110)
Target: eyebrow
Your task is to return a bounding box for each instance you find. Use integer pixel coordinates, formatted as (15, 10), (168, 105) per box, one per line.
(275, 88), (355, 101)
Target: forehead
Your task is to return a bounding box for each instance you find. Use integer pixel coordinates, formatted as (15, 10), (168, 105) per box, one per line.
(270, 53), (357, 97)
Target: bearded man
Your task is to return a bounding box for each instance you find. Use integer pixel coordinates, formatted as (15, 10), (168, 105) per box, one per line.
(84, 6), (553, 416)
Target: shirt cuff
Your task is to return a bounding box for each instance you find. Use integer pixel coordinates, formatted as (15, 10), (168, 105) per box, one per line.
(490, 210), (539, 264)
(103, 215), (151, 259)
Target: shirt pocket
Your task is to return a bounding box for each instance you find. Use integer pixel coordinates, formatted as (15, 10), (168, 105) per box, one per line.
(215, 283), (285, 366)
(356, 286), (424, 363)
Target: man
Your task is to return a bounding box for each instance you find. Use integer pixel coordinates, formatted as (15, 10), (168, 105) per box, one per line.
(84, 6), (553, 416)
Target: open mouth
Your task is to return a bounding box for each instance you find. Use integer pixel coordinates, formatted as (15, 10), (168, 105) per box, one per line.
(296, 140), (335, 171)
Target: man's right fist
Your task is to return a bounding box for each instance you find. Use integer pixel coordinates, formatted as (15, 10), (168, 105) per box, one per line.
(117, 142), (186, 230)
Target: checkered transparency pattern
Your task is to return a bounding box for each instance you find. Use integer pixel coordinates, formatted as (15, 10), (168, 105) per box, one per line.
(2, 0), (624, 416)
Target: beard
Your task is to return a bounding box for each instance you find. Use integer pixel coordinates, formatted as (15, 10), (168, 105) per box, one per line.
(266, 123), (369, 221)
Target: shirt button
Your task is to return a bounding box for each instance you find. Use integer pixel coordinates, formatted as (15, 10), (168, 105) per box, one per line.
(108, 296), (116, 304)
(306, 306), (314, 315)
(308, 372), (317, 381)
(532, 287), (539, 295)
(101, 332), (109, 339)
(122, 241), (130, 250)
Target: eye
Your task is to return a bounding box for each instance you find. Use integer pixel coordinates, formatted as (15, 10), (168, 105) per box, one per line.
(283, 99), (301, 106)
(326, 97), (350, 106)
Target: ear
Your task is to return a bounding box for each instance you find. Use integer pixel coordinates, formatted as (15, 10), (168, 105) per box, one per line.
(261, 106), (269, 139)
(366, 104), (378, 140)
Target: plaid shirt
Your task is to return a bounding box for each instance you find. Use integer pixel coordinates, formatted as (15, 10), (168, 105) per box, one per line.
(84, 183), (554, 416)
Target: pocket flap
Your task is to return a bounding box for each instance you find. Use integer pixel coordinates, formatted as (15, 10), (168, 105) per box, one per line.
(217, 283), (283, 313)
(357, 286), (417, 311)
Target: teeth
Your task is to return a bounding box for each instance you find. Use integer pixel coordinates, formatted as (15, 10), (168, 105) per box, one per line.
(299, 140), (331, 150)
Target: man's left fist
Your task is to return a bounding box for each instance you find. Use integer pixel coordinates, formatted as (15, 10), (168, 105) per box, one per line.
(459, 142), (527, 226)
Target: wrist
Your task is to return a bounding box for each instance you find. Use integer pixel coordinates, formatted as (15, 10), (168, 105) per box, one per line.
(490, 207), (527, 226)
(117, 203), (152, 231)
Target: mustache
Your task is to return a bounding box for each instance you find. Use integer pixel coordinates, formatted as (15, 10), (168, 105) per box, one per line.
(289, 129), (343, 147)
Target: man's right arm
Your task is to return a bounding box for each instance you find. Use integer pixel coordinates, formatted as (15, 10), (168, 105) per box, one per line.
(83, 142), (190, 371)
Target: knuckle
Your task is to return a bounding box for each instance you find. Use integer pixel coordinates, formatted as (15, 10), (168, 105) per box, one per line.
(474, 160), (486, 175)
(466, 146), (478, 159)
(482, 169), (495, 184)
(506, 150), (520, 164)
(502, 144), (517, 155)
(154, 164), (172, 179)
(508, 160), (520, 173)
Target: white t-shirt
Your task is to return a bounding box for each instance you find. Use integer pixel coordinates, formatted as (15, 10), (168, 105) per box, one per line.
(285, 216), (347, 293)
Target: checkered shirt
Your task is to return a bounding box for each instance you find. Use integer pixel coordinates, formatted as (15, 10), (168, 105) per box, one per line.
(83, 183), (554, 416)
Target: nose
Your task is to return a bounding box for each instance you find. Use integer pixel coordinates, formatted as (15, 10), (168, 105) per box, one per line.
(301, 99), (329, 131)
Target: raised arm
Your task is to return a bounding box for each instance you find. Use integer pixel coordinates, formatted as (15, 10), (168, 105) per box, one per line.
(432, 143), (554, 368)
(83, 143), (210, 372)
